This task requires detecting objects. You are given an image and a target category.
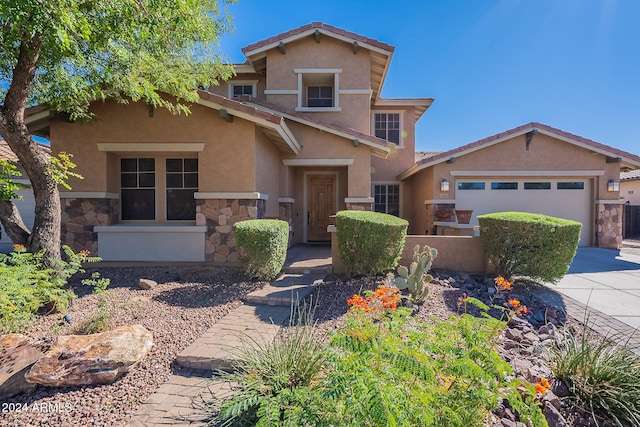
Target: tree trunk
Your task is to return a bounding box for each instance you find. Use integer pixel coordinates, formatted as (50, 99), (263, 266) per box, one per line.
(0, 198), (30, 245)
(0, 37), (62, 262)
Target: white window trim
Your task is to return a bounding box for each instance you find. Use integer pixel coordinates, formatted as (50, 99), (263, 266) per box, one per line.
(372, 111), (404, 147)
(372, 181), (403, 217)
(227, 80), (258, 99)
(294, 69), (342, 112)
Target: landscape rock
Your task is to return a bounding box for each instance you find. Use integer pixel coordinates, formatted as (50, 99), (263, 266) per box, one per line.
(0, 333), (44, 399)
(139, 278), (158, 290)
(543, 400), (570, 426)
(25, 324), (153, 387)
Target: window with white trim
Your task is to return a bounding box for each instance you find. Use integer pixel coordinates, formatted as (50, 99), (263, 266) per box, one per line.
(121, 158), (156, 220)
(120, 157), (199, 222)
(373, 184), (400, 216)
(166, 158), (198, 220)
(295, 69), (341, 111)
(374, 113), (401, 145)
(228, 80), (257, 99)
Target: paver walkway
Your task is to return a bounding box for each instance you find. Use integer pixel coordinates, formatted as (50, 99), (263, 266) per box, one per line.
(127, 270), (323, 426)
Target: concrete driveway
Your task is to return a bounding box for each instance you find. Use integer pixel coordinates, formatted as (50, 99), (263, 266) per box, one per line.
(548, 247), (640, 330)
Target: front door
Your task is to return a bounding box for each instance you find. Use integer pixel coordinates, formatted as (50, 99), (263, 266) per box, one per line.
(307, 174), (336, 241)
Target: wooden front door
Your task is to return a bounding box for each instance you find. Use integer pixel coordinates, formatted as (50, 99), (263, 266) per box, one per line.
(307, 174), (336, 241)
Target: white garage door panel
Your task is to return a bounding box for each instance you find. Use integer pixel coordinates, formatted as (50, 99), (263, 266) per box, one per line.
(455, 179), (591, 246)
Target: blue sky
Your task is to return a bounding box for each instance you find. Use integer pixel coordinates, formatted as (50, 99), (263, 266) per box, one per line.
(219, 0), (640, 154)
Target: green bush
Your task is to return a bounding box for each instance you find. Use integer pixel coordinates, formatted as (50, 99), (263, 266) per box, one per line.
(235, 219), (289, 280)
(336, 210), (407, 275)
(478, 212), (581, 283)
(0, 245), (102, 333)
(550, 327), (640, 426)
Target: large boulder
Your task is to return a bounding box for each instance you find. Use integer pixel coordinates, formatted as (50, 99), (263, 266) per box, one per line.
(25, 324), (153, 387)
(0, 334), (44, 399)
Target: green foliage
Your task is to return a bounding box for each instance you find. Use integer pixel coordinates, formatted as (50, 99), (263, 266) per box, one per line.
(235, 219), (289, 281)
(47, 152), (84, 190)
(390, 244), (437, 303)
(478, 211), (581, 283)
(0, 0), (235, 120)
(211, 298), (546, 427)
(550, 327), (640, 426)
(214, 300), (323, 426)
(0, 244), (104, 333)
(0, 159), (30, 201)
(336, 210), (408, 275)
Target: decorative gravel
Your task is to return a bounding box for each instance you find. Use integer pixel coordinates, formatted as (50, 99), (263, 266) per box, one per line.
(0, 265), (263, 427)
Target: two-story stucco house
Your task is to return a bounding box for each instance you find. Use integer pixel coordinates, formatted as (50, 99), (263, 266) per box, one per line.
(24, 22), (640, 261)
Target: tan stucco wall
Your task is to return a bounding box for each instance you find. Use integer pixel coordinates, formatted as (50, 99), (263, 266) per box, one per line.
(264, 36), (372, 133)
(621, 180), (640, 205)
(254, 128), (281, 217)
(51, 99), (261, 194)
(407, 168), (435, 234)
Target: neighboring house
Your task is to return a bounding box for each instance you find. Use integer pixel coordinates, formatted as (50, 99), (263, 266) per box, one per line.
(621, 170), (640, 205)
(23, 22), (640, 261)
(0, 139), (37, 253)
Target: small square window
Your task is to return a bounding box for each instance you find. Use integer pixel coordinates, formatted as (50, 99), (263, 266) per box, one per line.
(232, 84), (254, 98)
(307, 85), (333, 107)
(374, 113), (401, 145)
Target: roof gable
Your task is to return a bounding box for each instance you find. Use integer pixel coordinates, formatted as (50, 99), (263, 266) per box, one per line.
(241, 22), (394, 102)
(400, 122), (640, 180)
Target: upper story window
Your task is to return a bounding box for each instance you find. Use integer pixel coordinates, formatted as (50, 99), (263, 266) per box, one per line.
(294, 69), (341, 112)
(228, 80), (258, 99)
(374, 113), (401, 145)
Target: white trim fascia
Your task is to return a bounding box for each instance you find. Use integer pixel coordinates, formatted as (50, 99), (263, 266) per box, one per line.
(595, 199), (626, 205)
(97, 143), (205, 152)
(278, 197), (295, 204)
(243, 29), (392, 58)
(374, 98), (434, 107)
(59, 192), (119, 199)
(424, 199), (456, 204)
(293, 68), (342, 74)
(233, 64), (257, 74)
(263, 89), (298, 95)
(194, 192), (268, 200)
(295, 107), (342, 113)
(345, 197), (374, 204)
(451, 170), (605, 177)
(24, 110), (50, 125)
(246, 102), (392, 158)
(282, 158), (354, 166)
(95, 225), (207, 233)
(339, 89), (372, 95)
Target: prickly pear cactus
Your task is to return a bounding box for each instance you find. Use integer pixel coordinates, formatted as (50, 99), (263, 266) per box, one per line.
(391, 245), (438, 304)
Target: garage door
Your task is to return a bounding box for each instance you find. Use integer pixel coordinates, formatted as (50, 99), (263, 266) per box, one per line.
(455, 179), (591, 246)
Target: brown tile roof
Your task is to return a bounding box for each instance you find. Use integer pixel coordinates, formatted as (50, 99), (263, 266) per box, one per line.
(242, 22), (395, 55)
(400, 122), (640, 180)
(0, 140), (19, 162)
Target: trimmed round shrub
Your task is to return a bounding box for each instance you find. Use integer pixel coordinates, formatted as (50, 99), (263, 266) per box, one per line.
(478, 211), (581, 283)
(336, 210), (408, 275)
(235, 219), (289, 280)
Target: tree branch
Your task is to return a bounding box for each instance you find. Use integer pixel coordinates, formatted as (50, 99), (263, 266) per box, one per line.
(0, 198), (30, 245)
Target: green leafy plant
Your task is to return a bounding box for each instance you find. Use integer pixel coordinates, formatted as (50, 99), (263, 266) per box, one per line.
(389, 244), (437, 304)
(0, 244), (105, 333)
(213, 300), (323, 426)
(549, 327), (640, 426)
(0, 159), (30, 201)
(336, 210), (408, 275)
(478, 211), (581, 283)
(235, 219), (289, 280)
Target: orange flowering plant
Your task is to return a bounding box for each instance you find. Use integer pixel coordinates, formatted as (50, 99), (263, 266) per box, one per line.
(347, 285), (402, 316)
(534, 377), (551, 395)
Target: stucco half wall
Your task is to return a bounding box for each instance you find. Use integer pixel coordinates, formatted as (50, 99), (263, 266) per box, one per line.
(331, 231), (486, 274)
